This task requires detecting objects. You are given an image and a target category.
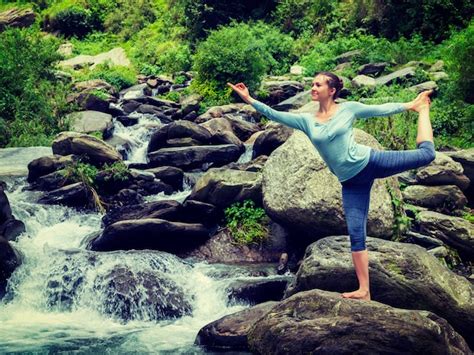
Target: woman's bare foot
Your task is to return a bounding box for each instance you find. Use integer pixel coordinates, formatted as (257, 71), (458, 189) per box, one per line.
(341, 289), (371, 300)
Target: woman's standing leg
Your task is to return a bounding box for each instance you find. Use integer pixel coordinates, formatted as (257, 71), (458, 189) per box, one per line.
(341, 174), (374, 300)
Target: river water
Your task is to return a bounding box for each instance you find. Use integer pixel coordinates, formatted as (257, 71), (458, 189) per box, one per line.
(0, 110), (267, 354)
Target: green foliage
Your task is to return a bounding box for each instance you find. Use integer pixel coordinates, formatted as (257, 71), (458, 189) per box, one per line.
(440, 20), (474, 103)
(224, 199), (269, 246)
(189, 80), (231, 115)
(386, 182), (411, 242)
(192, 22), (267, 94)
(462, 210), (474, 224)
(0, 27), (71, 147)
(352, 86), (418, 150)
(271, 0), (338, 37)
(69, 31), (120, 56)
(75, 61), (137, 91)
(128, 19), (191, 75)
(60, 160), (99, 188)
(168, 0), (276, 42)
(101, 161), (129, 182)
(104, 0), (157, 40)
(159, 91), (181, 103)
(345, 0), (473, 43)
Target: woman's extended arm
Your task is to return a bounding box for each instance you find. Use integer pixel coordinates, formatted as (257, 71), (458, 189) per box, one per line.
(227, 82), (307, 132)
(349, 90), (434, 119)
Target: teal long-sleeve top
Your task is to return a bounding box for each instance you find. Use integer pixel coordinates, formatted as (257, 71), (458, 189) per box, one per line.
(251, 100), (407, 182)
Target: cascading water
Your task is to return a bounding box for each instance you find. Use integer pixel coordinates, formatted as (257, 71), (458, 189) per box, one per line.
(0, 177), (261, 353)
(0, 107), (269, 353)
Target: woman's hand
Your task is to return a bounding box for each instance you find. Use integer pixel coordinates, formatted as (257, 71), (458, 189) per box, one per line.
(407, 90), (433, 112)
(227, 82), (252, 103)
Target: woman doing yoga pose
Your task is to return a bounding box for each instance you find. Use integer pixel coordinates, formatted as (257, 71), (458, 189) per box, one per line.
(228, 72), (435, 301)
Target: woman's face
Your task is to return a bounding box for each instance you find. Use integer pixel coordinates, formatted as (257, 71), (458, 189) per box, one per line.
(311, 75), (335, 101)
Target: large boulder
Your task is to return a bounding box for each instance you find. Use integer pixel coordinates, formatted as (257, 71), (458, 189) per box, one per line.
(0, 237), (21, 299)
(89, 218), (211, 253)
(375, 67), (416, 86)
(417, 210), (474, 260)
(226, 276), (293, 305)
(94, 266), (192, 322)
(58, 47), (131, 70)
(68, 111), (113, 135)
(0, 8), (35, 31)
(402, 184), (467, 212)
(248, 289), (471, 354)
(415, 152), (470, 190)
(444, 148), (474, 202)
(285, 236), (474, 347)
(0, 189), (25, 241)
(180, 221), (288, 263)
(52, 132), (122, 166)
(27, 154), (77, 183)
(188, 167), (262, 209)
(147, 120), (212, 153)
(262, 129), (401, 240)
(37, 182), (90, 208)
(260, 80), (305, 106)
(252, 122), (292, 159)
(195, 301), (277, 351)
(147, 144), (243, 170)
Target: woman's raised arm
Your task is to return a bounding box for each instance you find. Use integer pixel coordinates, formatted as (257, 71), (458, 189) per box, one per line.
(227, 82), (307, 132)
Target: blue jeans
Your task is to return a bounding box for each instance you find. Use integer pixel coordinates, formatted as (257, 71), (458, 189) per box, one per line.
(341, 141), (436, 252)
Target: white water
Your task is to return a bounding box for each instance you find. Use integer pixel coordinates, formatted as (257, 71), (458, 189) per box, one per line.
(0, 179), (260, 353)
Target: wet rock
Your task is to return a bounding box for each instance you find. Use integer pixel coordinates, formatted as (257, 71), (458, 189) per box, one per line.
(27, 154), (76, 183)
(147, 144), (242, 170)
(417, 210), (474, 260)
(189, 167), (262, 209)
(52, 132), (122, 166)
(248, 289), (471, 354)
(144, 166), (184, 191)
(38, 182), (90, 208)
(226, 276), (293, 305)
(89, 218), (211, 253)
(147, 120), (212, 153)
(180, 221), (287, 263)
(0, 237), (21, 299)
(115, 115), (139, 127)
(284, 236), (474, 347)
(0, 190), (25, 241)
(94, 266), (192, 322)
(195, 301), (276, 351)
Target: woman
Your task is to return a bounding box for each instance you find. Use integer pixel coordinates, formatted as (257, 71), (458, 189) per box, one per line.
(227, 72), (435, 301)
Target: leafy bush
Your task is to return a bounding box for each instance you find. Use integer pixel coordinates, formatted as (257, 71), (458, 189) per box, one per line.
(104, 0), (158, 40)
(101, 161), (130, 182)
(48, 6), (97, 38)
(77, 61), (137, 91)
(0, 28), (71, 147)
(224, 200), (269, 246)
(440, 20), (474, 103)
(192, 22), (267, 93)
(69, 32), (120, 56)
(345, 0), (473, 43)
(189, 80), (231, 115)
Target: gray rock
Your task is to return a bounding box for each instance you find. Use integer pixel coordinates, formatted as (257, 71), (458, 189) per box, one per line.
(351, 75), (376, 89)
(416, 152), (470, 190)
(0, 237), (22, 299)
(428, 60), (445, 72)
(375, 67), (416, 86)
(27, 154), (76, 183)
(418, 210), (474, 259)
(58, 47), (131, 70)
(357, 62), (389, 76)
(272, 90), (312, 111)
(402, 230), (444, 249)
(284, 235), (474, 347)
(89, 218), (211, 253)
(262, 129), (401, 240)
(226, 276), (294, 305)
(189, 167), (262, 209)
(252, 124), (292, 159)
(335, 50), (363, 64)
(430, 71), (449, 81)
(147, 144), (243, 170)
(180, 221), (287, 263)
(195, 301), (277, 351)
(408, 81), (438, 93)
(0, 8), (35, 31)
(37, 182), (89, 208)
(248, 289), (471, 354)
(402, 184), (467, 211)
(68, 111), (113, 134)
(52, 132), (122, 166)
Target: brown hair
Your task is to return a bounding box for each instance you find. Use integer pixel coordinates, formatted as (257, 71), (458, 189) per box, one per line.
(315, 71), (344, 99)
